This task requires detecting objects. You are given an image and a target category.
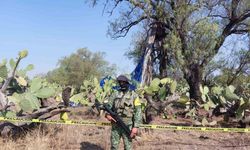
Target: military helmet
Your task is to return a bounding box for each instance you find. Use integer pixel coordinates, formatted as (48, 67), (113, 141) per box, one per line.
(116, 75), (129, 83)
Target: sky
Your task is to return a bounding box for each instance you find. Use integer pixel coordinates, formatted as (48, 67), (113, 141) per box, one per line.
(0, 0), (136, 77)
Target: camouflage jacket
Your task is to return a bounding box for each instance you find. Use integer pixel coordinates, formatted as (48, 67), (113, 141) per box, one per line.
(107, 90), (142, 128)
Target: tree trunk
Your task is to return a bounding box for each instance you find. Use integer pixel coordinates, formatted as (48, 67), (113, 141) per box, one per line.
(159, 44), (168, 78)
(141, 25), (157, 86)
(184, 64), (203, 102)
(155, 21), (168, 78)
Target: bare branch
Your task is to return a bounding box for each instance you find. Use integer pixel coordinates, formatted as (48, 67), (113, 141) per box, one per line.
(231, 0), (240, 19)
(230, 29), (250, 34)
(127, 5), (137, 17)
(21, 106), (69, 120)
(208, 14), (229, 19)
(213, 11), (250, 56)
(112, 15), (147, 39)
(227, 49), (250, 85)
(237, 11), (250, 22)
(107, 0), (123, 16)
(1, 57), (21, 93)
(149, 0), (157, 10)
(101, 0), (109, 16)
(0, 106), (70, 136)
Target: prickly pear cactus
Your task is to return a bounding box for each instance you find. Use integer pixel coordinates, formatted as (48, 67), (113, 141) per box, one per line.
(28, 77), (56, 98)
(144, 77), (177, 101)
(19, 93), (41, 113)
(71, 77), (116, 106)
(18, 50), (28, 59)
(0, 59), (8, 80)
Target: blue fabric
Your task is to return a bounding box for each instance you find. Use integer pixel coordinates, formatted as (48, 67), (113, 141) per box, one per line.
(130, 56), (144, 83)
(129, 84), (136, 91)
(100, 54), (145, 90)
(100, 76), (112, 88)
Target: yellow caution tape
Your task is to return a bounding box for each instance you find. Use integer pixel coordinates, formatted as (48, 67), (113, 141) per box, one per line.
(0, 117), (249, 133)
(60, 112), (69, 121)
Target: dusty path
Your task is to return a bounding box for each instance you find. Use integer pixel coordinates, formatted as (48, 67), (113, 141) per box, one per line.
(24, 124), (248, 150)
(56, 125), (250, 150)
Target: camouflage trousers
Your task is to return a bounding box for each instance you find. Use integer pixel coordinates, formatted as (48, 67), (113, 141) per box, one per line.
(111, 124), (132, 150)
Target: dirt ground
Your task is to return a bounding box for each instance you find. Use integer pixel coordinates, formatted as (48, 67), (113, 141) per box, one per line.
(51, 124), (250, 150)
(1, 107), (250, 150)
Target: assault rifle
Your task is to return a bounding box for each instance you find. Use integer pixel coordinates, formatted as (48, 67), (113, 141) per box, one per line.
(93, 100), (132, 138)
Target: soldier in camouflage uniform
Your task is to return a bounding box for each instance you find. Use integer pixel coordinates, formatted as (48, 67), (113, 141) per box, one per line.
(105, 75), (142, 150)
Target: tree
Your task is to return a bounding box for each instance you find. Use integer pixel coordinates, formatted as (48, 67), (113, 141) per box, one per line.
(213, 48), (250, 85)
(90, 0), (250, 101)
(203, 32), (250, 87)
(46, 48), (116, 89)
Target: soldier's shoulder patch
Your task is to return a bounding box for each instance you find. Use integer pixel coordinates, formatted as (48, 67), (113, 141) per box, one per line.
(134, 97), (141, 106)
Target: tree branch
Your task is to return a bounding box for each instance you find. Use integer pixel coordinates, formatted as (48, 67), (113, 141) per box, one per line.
(227, 49), (250, 85)
(231, 0), (240, 19)
(101, 0), (109, 16)
(144, 93), (180, 113)
(230, 29), (250, 34)
(213, 11), (250, 58)
(128, 0), (145, 10)
(1, 56), (21, 93)
(107, 0), (123, 16)
(112, 15), (147, 39)
(208, 14), (229, 19)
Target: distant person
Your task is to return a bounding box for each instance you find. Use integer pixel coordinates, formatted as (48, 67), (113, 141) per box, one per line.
(105, 75), (142, 150)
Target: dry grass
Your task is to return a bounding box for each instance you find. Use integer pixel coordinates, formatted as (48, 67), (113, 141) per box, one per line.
(0, 124), (110, 150)
(1, 107), (250, 150)
(0, 125), (53, 150)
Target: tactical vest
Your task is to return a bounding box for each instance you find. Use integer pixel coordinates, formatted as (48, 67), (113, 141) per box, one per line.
(112, 91), (137, 119)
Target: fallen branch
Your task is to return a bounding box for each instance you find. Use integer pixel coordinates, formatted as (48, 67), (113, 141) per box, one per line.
(143, 93), (180, 123)
(144, 93), (180, 113)
(0, 105), (70, 137)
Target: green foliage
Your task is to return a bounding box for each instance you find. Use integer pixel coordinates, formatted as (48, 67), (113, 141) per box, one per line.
(96, 78), (116, 102)
(18, 50), (28, 59)
(30, 78), (42, 92)
(34, 88), (55, 99)
(198, 84), (249, 119)
(1, 49), (249, 128)
(70, 93), (88, 105)
(9, 59), (16, 70)
(1, 51), (60, 116)
(15, 76), (28, 86)
(178, 95), (190, 104)
(224, 85), (240, 101)
(29, 77), (57, 99)
(46, 48), (116, 89)
(0, 110), (17, 118)
(180, 83), (249, 124)
(0, 59), (8, 79)
(0, 50), (34, 95)
(7, 93), (22, 112)
(6, 77), (58, 113)
(102, 0), (249, 102)
(70, 77), (117, 106)
(145, 78), (177, 95)
(144, 77), (177, 101)
(19, 93), (41, 113)
(16, 64), (35, 78)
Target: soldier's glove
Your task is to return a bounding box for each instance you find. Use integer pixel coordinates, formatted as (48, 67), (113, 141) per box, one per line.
(130, 127), (138, 138)
(105, 114), (116, 123)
